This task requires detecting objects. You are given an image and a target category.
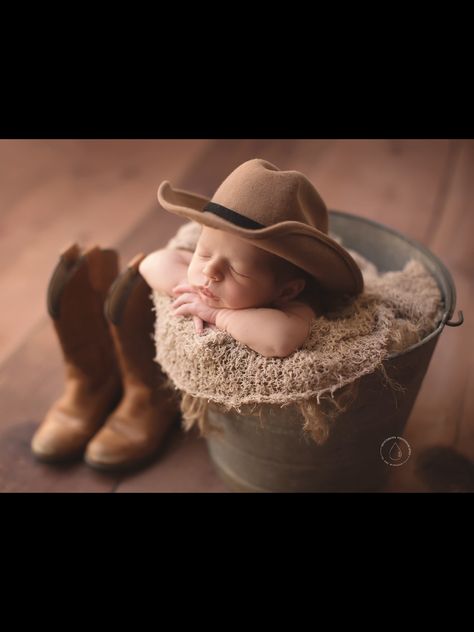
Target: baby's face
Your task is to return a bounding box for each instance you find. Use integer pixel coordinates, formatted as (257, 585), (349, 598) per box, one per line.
(187, 226), (282, 310)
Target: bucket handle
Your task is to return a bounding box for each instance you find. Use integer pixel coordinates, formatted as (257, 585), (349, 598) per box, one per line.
(444, 310), (464, 327)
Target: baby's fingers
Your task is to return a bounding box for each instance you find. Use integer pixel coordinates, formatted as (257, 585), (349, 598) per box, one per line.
(172, 293), (194, 308)
(172, 283), (194, 295)
(173, 303), (195, 316)
(193, 315), (204, 335)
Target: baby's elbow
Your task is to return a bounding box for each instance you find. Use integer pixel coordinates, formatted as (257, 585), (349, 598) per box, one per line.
(262, 343), (298, 358)
(138, 257), (151, 285)
(271, 345), (299, 358)
(251, 319), (309, 358)
(270, 331), (308, 358)
(250, 342), (286, 358)
(138, 257), (156, 289)
(138, 250), (166, 289)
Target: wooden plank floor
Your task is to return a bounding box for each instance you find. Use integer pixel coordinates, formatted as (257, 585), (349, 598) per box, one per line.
(0, 139), (472, 493)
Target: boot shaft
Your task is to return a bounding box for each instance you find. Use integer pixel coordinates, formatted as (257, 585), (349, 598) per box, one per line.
(105, 254), (168, 393)
(48, 244), (121, 385)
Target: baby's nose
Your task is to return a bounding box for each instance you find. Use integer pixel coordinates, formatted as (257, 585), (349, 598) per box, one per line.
(205, 271), (220, 281)
(203, 263), (221, 281)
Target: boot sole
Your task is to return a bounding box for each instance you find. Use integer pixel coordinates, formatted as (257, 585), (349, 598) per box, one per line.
(83, 417), (180, 474)
(32, 447), (85, 464)
(83, 449), (162, 474)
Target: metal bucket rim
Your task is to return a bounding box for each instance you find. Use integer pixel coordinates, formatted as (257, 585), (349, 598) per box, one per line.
(328, 209), (456, 360)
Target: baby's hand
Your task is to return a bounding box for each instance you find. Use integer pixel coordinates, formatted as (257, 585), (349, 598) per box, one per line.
(171, 284), (205, 334)
(171, 291), (220, 329)
(172, 283), (219, 335)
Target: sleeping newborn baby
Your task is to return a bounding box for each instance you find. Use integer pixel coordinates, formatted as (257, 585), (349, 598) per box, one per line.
(140, 158), (363, 358)
(139, 225), (316, 358)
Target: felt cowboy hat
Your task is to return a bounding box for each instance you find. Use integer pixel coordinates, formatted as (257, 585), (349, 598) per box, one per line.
(157, 158), (364, 295)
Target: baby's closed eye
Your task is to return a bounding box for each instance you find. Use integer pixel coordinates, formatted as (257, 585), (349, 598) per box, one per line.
(230, 265), (250, 278)
(198, 254), (250, 278)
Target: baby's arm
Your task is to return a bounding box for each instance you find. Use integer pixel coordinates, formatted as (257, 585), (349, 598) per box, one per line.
(139, 248), (192, 296)
(215, 303), (314, 358)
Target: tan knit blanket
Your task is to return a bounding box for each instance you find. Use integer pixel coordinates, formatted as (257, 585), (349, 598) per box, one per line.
(152, 221), (444, 442)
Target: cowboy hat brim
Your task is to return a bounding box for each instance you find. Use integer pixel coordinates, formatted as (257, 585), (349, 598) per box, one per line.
(158, 181), (363, 295)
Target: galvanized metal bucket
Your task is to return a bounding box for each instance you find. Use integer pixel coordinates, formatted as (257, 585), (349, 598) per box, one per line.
(205, 211), (463, 492)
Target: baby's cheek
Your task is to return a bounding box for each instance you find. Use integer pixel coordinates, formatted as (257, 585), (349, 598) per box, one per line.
(224, 283), (252, 309)
(186, 260), (198, 284)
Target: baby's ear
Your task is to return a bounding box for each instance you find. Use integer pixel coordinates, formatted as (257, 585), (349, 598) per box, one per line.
(279, 278), (306, 302)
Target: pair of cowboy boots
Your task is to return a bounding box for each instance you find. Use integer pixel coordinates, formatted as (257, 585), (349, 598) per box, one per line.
(31, 243), (181, 471)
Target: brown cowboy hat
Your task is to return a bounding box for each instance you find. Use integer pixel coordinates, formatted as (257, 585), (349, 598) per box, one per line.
(157, 158), (364, 295)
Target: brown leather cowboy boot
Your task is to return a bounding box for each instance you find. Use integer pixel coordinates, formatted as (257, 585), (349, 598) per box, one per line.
(31, 244), (123, 462)
(84, 253), (181, 471)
